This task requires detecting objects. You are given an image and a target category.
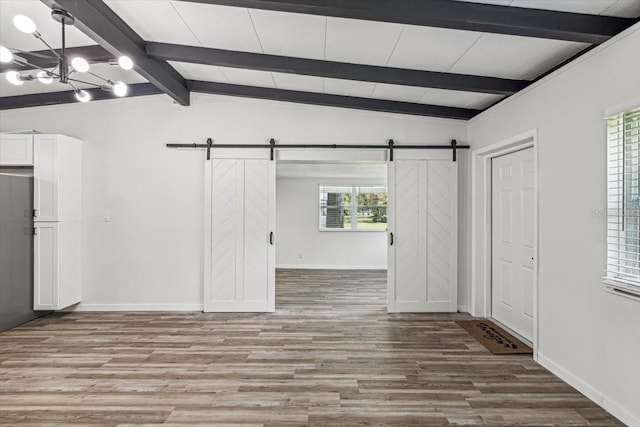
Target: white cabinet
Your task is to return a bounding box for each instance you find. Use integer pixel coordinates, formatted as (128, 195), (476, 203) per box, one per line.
(0, 134), (33, 166)
(18, 133), (83, 311)
(33, 135), (82, 222)
(33, 222), (82, 310)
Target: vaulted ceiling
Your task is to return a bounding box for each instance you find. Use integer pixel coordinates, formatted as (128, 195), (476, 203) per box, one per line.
(1, 0), (638, 119)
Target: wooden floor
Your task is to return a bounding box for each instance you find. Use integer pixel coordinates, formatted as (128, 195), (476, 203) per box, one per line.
(0, 269), (622, 426)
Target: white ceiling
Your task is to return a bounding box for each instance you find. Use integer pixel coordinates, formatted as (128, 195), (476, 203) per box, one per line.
(1, 0), (638, 110)
(277, 162), (387, 180)
(455, 0), (640, 17)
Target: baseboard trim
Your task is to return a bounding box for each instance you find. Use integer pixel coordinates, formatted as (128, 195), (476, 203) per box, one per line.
(537, 351), (639, 427)
(276, 264), (387, 270)
(73, 304), (203, 312)
(457, 304), (468, 313)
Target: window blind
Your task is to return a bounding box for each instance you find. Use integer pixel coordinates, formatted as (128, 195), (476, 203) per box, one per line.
(606, 108), (640, 296)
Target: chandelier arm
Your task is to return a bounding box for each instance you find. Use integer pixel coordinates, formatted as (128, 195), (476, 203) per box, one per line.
(33, 34), (63, 60)
(67, 77), (103, 87)
(87, 71), (112, 84)
(11, 58), (60, 76)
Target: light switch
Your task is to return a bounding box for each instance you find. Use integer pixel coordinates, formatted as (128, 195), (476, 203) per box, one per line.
(102, 211), (110, 222)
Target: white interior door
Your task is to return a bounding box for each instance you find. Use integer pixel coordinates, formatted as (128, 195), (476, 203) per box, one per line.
(204, 153), (275, 312)
(387, 151), (457, 313)
(491, 147), (534, 341)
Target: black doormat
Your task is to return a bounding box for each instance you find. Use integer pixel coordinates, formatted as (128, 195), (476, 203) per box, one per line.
(456, 319), (533, 355)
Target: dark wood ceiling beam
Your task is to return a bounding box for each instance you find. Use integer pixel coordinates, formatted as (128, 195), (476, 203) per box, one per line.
(0, 45), (111, 74)
(0, 83), (162, 110)
(147, 42), (526, 95)
(186, 80), (479, 120)
(40, 0), (190, 105)
(177, 0), (637, 44)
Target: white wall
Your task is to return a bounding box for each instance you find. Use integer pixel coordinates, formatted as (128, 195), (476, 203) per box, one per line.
(277, 177), (387, 269)
(468, 24), (640, 426)
(0, 94), (467, 309)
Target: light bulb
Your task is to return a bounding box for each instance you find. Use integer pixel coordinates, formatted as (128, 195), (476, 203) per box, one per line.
(113, 81), (128, 97)
(117, 55), (133, 71)
(6, 71), (24, 86)
(71, 57), (90, 73)
(37, 70), (53, 84)
(13, 15), (37, 34)
(0, 46), (13, 63)
(75, 90), (91, 103)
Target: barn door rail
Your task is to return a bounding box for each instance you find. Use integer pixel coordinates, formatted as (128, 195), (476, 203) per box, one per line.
(166, 138), (469, 161)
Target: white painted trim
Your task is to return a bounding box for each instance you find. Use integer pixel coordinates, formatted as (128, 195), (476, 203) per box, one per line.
(603, 98), (640, 118)
(471, 22), (640, 123)
(538, 352), (640, 427)
(276, 264), (386, 270)
(72, 304), (203, 311)
(470, 129), (539, 360)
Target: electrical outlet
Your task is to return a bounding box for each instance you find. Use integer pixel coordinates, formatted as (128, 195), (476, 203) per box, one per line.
(298, 252), (304, 259)
(102, 211), (110, 222)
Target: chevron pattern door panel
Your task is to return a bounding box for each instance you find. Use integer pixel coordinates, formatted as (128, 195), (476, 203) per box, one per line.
(205, 158), (275, 312)
(389, 159), (457, 312)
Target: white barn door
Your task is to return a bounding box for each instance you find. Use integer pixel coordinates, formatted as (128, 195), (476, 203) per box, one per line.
(204, 152), (275, 312)
(387, 151), (457, 312)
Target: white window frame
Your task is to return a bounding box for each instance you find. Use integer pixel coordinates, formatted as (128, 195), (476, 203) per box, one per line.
(603, 107), (640, 301)
(318, 184), (387, 232)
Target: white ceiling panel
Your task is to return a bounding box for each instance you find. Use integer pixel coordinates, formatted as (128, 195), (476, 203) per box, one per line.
(168, 61), (229, 83)
(419, 88), (498, 108)
(449, 34), (587, 80)
(325, 18), (404, 66)
(0, 63), (146, 97)
(600, 0), (640, 17)
(170, 2), (262, 53)
(105, 1), (199, 46)
(323, 78), (376, 98)
(249, 10), (326, 59)
(509, 0), (617, 14)
(370, 83), (428, 103)
(217, 67), (276, 88)
(387, 26), (481, 72)
(455, 0), (640, 17)
(463, 93), (504, 109)
(0, 0), (96, 52)
(272, 73), (324, 92)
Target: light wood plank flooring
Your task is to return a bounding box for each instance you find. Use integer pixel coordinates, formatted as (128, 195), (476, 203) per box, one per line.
(0, 269), (622, 426)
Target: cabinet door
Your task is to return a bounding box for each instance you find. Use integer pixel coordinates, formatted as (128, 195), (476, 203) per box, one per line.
(34, 222), (58, 310)
(0, 134), (33, 166)
(33, 135), (59, 221)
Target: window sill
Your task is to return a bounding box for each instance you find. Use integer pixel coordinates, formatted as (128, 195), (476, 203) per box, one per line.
(602, 279), (640, 302)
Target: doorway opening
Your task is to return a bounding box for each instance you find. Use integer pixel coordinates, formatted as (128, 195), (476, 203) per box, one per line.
(275, 161), (388, 311)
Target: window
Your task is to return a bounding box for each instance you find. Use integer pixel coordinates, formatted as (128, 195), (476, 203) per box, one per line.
(319, 185), (387, 231)
(605, 108), (640, 297)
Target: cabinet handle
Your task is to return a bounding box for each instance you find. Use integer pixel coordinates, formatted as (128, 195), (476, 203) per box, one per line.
(390, 232), (394, 246)
(33, 209), (37, 218)
(33, 227), (37, 236)
(269, 231), (274, 245)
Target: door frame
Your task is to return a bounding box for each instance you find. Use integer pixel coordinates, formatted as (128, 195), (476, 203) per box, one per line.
(470, 129), (539, 360)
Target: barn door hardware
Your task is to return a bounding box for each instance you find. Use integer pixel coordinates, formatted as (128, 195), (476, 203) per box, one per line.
(166, 138), (470, 162)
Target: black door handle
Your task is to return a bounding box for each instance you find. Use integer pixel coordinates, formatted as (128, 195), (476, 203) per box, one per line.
(390, 232), (394, 246)
(270, 231), (274, 245)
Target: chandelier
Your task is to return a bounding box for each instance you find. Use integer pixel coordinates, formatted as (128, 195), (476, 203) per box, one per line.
(0, 9), (135, 103)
